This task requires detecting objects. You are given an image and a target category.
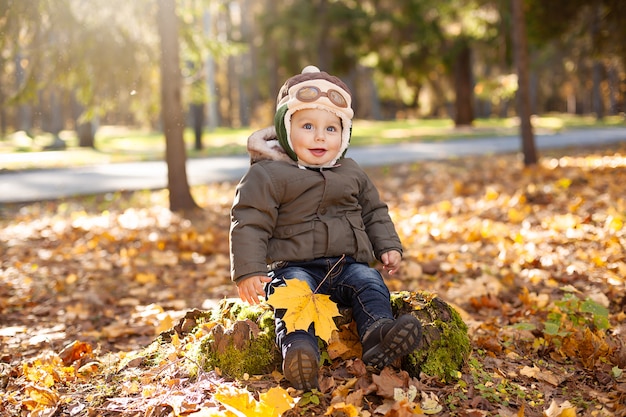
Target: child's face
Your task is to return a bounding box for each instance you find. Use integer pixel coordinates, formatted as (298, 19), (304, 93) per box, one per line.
(290, 108), (342, 166)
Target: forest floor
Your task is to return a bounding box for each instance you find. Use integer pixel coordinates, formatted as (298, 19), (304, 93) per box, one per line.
(1, 142), (626, 416)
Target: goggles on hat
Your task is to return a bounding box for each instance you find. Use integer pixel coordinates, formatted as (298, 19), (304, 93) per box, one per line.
(295, 86), (348, 108)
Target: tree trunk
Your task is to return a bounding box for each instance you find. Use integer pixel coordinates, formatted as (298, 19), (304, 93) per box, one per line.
(77, 122), (95, 148)
(608, 65), (619, 115)
(592, 61), (604, 120)
(511, 0), (538, 166)
(591, 3), (604, 120)
(453, 41), (474, 127)
(190, 103), (204, 151)
(73, 97), (96, 148)
(43, 89), (66, 150)
(238, 0), (252, 127)
(316, 0), (331, 71)
(203, 5), (218, 131)
(157, 0), (199, 212)
(0, 81), (6, 136)
(15, 52), (33, 134)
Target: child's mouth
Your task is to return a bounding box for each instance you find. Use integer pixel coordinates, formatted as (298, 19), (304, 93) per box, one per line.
(309, 149), (327, 157)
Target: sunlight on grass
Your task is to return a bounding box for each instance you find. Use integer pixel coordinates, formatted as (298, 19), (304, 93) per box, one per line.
(0, 114), (623, 170)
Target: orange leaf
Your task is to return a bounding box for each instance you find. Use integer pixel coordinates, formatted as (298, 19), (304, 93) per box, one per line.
(25, 384), (60, 408)
(327, 323), (362, 360)
(58, 341), (93, 366)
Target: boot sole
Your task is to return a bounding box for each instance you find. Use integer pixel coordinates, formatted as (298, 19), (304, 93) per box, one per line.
(362, 315), (422, 370)
(283, 345), (319, 390)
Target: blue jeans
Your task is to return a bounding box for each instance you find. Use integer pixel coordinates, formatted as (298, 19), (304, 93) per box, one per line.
(266, 256), (394, 355)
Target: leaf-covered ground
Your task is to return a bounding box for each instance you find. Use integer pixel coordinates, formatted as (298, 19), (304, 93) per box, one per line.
(1, 143), (625, 416)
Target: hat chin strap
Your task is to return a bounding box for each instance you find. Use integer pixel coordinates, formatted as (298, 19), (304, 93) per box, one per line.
(297, 159), (340, 169)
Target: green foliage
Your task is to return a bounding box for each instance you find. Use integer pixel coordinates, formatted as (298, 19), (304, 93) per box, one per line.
(318, 338), (332, 367)
(465, 355), (544, 408)
(544, 292), (610, 338)
(612, 366), (623, 378)
(524, 0), (586, 46)
(297, 389), (321, 407)
(514, 290), (611, 351)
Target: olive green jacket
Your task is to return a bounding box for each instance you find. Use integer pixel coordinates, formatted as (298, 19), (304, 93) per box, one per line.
(229, 127), (403, 282)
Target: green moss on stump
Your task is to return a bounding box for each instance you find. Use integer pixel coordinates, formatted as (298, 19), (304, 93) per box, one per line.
(392, 291), (471, 382)
(194, 299), (280, 379)
(199, 324), (278, 379)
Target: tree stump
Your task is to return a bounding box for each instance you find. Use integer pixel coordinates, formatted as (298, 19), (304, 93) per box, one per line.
(392, 291), (471, 381)
(160, 290), (470, 382)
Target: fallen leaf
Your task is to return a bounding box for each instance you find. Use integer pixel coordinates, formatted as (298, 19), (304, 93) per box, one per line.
(327, 323), (361, 360)
(259, 386), (296, 416)
(544, 400), (577, 417)
(135, 271), (158, 284)
(58, 340), (93, 366)
(22, 384), (60, 416)
(214, 385), (295, 417)
(324, 401), (360, 416)
(372, 367), (410, 399)
(520, 365), (563, 386)
(267, 279), (340, 342)
(421, 391), (443, 414)
(374, 398), (424, 416)
(213, 386), (258, 416)
(394, 386), (417, 402)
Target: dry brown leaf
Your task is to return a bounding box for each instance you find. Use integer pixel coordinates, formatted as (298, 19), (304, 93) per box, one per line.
(372, 368), (411, 399)
(327, 322), (362, 360)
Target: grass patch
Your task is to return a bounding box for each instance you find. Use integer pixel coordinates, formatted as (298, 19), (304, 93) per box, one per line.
(0, 114), (623, 170)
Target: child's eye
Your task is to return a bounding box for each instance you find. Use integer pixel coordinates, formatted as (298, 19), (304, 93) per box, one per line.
(303, 123), (313, 130)
(327, 126), (337, 132)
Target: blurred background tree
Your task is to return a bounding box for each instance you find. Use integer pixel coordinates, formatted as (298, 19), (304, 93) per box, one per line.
(0, 0), (155, 146)
(0, 0), (624, 151)
(158, 0), (199, 211)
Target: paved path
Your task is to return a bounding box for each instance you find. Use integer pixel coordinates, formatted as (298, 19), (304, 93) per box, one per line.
(1, 127), (625, 204)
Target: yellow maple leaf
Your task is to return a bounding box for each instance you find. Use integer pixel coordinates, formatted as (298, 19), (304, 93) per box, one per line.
(324, 401), (360, 416)
(267, 279), (340, 342)
(214, 385), (294, 417)
(259, 387), (296, 416)
(214, 386), (258, 416)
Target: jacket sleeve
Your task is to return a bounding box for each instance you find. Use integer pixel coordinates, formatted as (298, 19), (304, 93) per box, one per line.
(229, 164), (280, 282)
(358, 171), (403, 260)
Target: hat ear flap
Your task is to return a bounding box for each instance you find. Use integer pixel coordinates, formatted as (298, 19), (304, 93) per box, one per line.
(341, 124), (352, 159)
(274, 104), (298, 162)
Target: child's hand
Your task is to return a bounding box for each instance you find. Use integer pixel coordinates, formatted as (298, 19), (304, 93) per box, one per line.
(381, 250), (402, 275)
(237, 275), (272, 305)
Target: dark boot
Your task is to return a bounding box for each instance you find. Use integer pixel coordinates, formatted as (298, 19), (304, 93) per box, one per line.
(361, 315), (422, 370)
(282, 337), (320, 390)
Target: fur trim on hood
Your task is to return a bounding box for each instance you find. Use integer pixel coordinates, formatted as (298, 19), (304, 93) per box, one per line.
(247, 126), (294, 164)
